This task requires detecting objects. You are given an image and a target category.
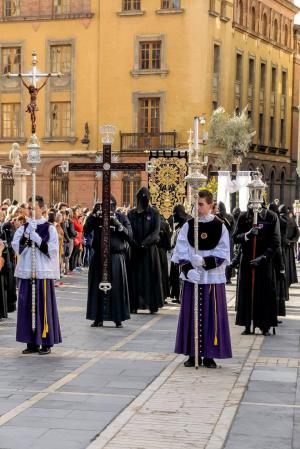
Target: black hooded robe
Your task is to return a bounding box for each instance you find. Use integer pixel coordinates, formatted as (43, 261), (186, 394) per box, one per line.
(286, 216), (299, 287)
(85, 211), (132, 324)
(233, 209), (280, 332)
(128, 205), (164, 313)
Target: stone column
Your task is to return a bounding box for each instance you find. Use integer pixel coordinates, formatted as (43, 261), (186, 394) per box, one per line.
(12, 168), (31, 203)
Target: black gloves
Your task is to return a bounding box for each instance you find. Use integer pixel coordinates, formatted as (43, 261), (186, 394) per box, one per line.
(245, 227), (259, 240)
(250, 255), (267, 267)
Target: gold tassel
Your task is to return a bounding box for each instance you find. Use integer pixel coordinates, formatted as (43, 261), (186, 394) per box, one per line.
(42, 279), (48, 338)
(213, 284), (218, 346)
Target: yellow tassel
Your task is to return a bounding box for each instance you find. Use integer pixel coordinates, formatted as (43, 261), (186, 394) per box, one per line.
(214, 336), (218, 346)
(42, 279), (48, 338)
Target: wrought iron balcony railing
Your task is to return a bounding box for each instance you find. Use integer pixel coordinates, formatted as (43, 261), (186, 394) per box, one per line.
(0, 0), (93, 21)
(120, 131), (177, 152)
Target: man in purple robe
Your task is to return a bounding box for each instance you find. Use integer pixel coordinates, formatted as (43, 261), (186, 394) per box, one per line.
(172, 190), (232, 368)
(12, 196), (61, 355)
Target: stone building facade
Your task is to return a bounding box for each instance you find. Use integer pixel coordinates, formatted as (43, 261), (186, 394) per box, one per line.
(0, 0), (298, 207)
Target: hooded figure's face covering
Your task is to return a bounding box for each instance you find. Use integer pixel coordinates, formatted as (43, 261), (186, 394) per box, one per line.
(136, 187), (150, 211)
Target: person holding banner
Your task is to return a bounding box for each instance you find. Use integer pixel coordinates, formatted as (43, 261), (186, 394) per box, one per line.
(12, 196), (62, 355)
(172, 190), (232, 368)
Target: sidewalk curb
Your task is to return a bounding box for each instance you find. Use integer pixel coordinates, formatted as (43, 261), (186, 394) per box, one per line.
(86, 355), (185, 449)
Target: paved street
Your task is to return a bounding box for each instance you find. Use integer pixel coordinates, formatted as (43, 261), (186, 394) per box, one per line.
(0, 269), (300, 449)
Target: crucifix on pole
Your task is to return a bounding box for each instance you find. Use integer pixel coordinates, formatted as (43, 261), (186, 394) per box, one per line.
(5, 50), (63, 134)
(3, 50), (63, 332)
(61, 125), (146, 293)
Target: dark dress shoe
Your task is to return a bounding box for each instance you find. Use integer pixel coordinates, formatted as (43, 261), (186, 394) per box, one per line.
(184, 356), (203, 367)
(241, 327), (252, 335)
(203, 358), (217, 368)
(115, 321), (123, 328)
(171, 299), (180, 304)
(39, 346), (51, 355)
(91, 321), (103, 327)
(22, 345), (39, 354)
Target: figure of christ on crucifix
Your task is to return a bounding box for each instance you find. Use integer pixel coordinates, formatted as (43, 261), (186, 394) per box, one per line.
(19, 75), (50, 135)
(4, 50), (63, 135)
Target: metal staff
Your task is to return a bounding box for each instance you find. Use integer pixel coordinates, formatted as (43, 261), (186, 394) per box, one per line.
(185, 161), (207, 370)
(5, 51), (63, 331)
(248, 170), (267, 334)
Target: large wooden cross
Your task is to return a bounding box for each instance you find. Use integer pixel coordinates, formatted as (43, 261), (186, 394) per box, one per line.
(62, 133), (146, 293)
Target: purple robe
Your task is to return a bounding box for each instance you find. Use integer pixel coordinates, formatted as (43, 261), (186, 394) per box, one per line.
(16, 221), (62, 347)
(16, 279), (62, 346)
(175, 281), (232, 359)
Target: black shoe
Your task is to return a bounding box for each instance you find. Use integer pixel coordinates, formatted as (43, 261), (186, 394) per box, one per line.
(115, 321), (123, 328)
(91, 321), (103, 327)
(262, 329), (271, 336)
(22, 344), (39, 354)
(150, 309), (158, 314)
(203, 358), (217, 369)
(241, 327), (252, 335)
(184, 356), (195, 367)
(171, 299), (180, 304)
(39, 346), (51, 355)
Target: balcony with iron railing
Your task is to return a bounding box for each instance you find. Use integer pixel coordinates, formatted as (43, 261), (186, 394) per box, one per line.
(120, 131), (177, 152)
(0, 0), (93, 21)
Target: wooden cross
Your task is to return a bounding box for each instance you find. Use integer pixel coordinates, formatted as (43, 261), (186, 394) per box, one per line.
(4, 50), (63, 134)
(61, 129), (146, 293)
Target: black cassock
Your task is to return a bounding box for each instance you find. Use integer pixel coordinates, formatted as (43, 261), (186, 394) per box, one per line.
(85, 212), (132, 324)
(286, 216), (299, 287)
(1, 222), (16, 313)
(128, 206), (164, 313)
(233, 209), (280, 331)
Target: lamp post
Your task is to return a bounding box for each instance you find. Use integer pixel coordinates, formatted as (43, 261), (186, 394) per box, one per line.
(247, 169), (267, 333)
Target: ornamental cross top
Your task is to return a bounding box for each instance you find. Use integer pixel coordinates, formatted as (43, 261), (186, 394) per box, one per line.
(4, 50), (63, 134)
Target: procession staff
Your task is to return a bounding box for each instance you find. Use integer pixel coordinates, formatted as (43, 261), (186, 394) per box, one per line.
(12, 196), (61, 354)
(172, 190), (232, 368)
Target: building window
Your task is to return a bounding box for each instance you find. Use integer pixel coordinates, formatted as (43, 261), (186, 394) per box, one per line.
(251, 7), (256, 32)
(50, 45), (72, 74)
(238, 0), (243, 25)
(1, 103), (20, 137)
(282, 70), (287, 96)
(262, 13), (268, 37)
(269, 117), (275, 146)
(161, 0), (180, 8)
(213, 44), (221, 75)
(54, 0), (71, 15)
(258, 113), (264, 144)
(50, 102), (71, 137)
(260, 62), (266, 89)
(3, 0), (20, 17)
(138, 98), (160, 133)
(280, 171), (285, 203)
(122, 171), (141, 207)
(1, 47), (21, 74)
(50, 165), (68, 205)
(139, 41), (161, 70)
(123, 0), (141, 11)
(280, 118), (285, 147)
(248, 58), (255, 85)
(236, 53), (242, 82)
(273, 19), (278, 42)
(271, 67), (277, 93)
(284, 24), (289, 47)
(220, 0), (226, 17)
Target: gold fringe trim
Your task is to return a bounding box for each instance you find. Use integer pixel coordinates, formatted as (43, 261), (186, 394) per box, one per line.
(42, 279), (48, 338)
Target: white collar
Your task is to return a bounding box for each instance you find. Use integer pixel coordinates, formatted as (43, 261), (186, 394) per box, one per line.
(198, 213), (214, 223)
(28, 217), (46, 225)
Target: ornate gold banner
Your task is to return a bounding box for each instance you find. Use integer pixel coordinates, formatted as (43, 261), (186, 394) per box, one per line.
(148, 157), (187, 219)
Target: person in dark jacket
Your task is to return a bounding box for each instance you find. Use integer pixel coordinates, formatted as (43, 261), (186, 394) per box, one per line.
(233, 206), (280, 336)
(128, 187), (164, 313)
(85, 196), (132, 328)
(285, 207), (299, 287)
(157, 213), (172, 302)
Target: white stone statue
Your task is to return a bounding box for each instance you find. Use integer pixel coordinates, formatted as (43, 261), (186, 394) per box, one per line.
(9, 142), (22, 170)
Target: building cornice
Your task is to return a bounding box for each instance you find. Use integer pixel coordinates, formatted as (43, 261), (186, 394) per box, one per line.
(275, 0), (299, 14)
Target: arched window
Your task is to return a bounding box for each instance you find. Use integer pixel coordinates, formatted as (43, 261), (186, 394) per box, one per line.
(273, 19), (278, 42)
(238, 0), (243, 25)
(280, 171), (285, 204)
(270, 170), (275, 202)
(251, 7), (256, 32)
(262, 13), (268, 37)
(284, 24), (289, 47)
(50, 165), (68, 206)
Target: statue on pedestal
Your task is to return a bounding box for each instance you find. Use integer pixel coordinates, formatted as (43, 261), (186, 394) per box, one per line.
(9, 143), (22, 170)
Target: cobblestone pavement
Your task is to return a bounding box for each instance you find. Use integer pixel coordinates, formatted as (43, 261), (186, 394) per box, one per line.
(0, 268), (300, 449)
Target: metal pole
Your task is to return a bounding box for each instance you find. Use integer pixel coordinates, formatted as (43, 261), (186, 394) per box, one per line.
(193, 190), (199, 369)
(31, 165), (36, 332)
